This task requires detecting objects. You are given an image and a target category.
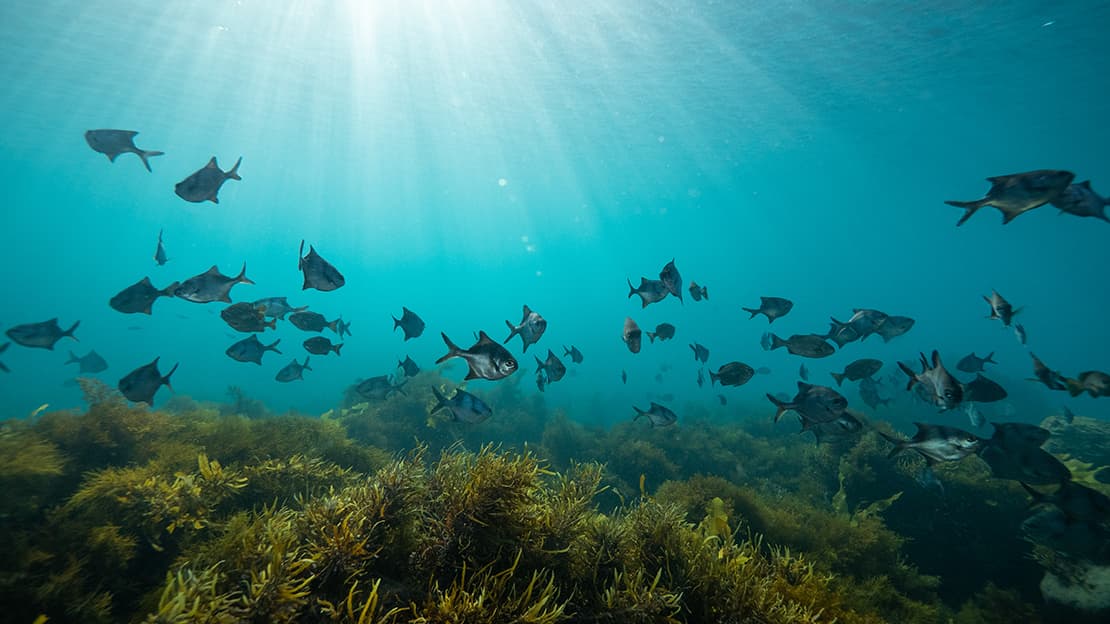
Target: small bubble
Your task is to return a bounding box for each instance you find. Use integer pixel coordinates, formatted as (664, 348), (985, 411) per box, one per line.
(521, 235), (529, 243)
(535, 270), (543, 277)
(657, 135), (665, 143)
(525, 244), (536, 253)
(498, 178), (508, 187)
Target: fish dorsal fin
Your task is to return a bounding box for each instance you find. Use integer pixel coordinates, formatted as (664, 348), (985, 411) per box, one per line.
(1080, 180), (1092, 189)
(797, 381), (812, 392)
(912, 422), (930, 434)
(140, 276), (153, 286)
(149, 356), (161, 368)
(523, 304), (532, 317)
(206, 265), (220, 275)
(206, 157), (218, 169)
(986, 176), (1008, 184)
(477, 331), (494, 345)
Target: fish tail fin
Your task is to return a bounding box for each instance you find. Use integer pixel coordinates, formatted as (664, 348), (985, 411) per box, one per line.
(709, 371), (719, 386)
(503, 319), (519, 343)
(160, 281), (181, 297)
(945, 199), (988, 226)
(769, 334), (786, 351)
(327, 319), (339, 334)
(138, 149), (164, 172)
(898, 361), (917, 390)
(298, 240), (306, 269)
(302, 356), (312, 371)
(430, 386), (448, 412)
(227, 156), (243, 181)
(64, 320), (81, 341)
(435, 333), (461, 364)
(66, 350), (79, 364)
(236, 263), (254, 285)
(741, 307), (759, 319)
(1064, 378), (1085, 397)
(830, 372), (845, 386)
(333, 343), (343, 356)
(392, 316), (401, 331)
(162, 362), (180, 392)
(766, 393), (788, 422)
(632, 406), (646, 421)
(877, 430), (905, 458)
(627, 278), (636, 299)
(985, 352), (996, 365)
(563, 346), (571, 357)
(266, 318), (277, 330)
(268, 339), (282, 354)
(702, 287), (708, 300)
(647, 332), (657, 343)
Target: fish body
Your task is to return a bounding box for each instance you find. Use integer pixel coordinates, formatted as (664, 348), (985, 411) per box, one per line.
(65, 350), (108, 373)
(275, 357), (311, 382)
(298, 240), (346, 291)
(742, 296), (793, 323)
(963, 374), (1008, 403)
(1065, 371), (1110, 398)
(710, 361), (755, 387)
(807, 413), (863, 445)
(110, 277), (179, 314)
(898, 350), (963, 410)
(118, 357), (178, 404)
(957, 352), (996, 373)
(1028, 352), (1067, 391)
(830, 358), (883, 386)
(688, 281), (708, 301)
(633, 401), (677, 427)
(1014, 324), (1027, 345)
(980, 444), (1071, 485)
(1022, 481), (1110, 524)
(1051, 180), (1110, 221)
(858, 376), (891, 411)
(303, 336), (342, 356)
(627, 277), (669, 308)
(766, 381), (848, 424)
(622, 318), (642, 354)
(504, 305), (547, 352)
(983, 290), (1019, 326)
(534, 349), (567, 390)
(253, 297), (307, 320)
(355, 375), (406, 400)
(335, 317), (352, 338)
(154, 229), (169, 265)
(6, 318), (80, 350)
(760, 332), (773, 351)
(436, 331), (518, 381)
(225, 335), (281, 365)
(825, 318), (861, 348)
(175, 264), (253, 304)
(945, 170), (1075, 225)
(175, 156), (242, 203)
(397, 355), (421, 378)
(874, 315), (915, 342)
(659, 259), (683, 302)
(290, 311), (338, 334)
(690, 342), (709, 364)
(431, 386), (491, 424)
(221, 302), (276, 333)
(880, 422), (981, 465)
(562, 345), (583, 364)
(769, 333), (834, 358)
(393, 307), (426, 341)
(647, 323), (676, 343)
(846, 308), (889, 341)
(84, 129), (163, 172)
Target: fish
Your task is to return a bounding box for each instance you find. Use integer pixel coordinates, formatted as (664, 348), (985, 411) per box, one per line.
(898, 351), (964, 411)
(535, 349), (567, 388)
(431, 386), (491, 424)
(766, 381), (848, 424)
(873, 315), (915, 342)
(622, 318), (642, 354)
(65, 350), (108, 373)
(944, 170), (1075, 225)
(1064, 371), (1110, 398)
(689, 281), (708, 301)
(84, 129), (163, 172)
(915, 466), (946, 496)
(393, 307), (426, 341)
(963, 374), (1008, 403)
(355, 374), (406, 400)
(659, 259), (683, 302)
(710, 362), (755, 387)
(799, 363), (809, 381)
(824, 318), (860, 348)
(742, 297), (793, 323)
(957, 352), (996, 373)
(1062, 406), (1075, 424)
(690, 342), (709, 364)
(336, 317), (352, 338)
(504, 305), (547, 352)
(964, 402), (986, 428)
(110, 277), (179, 315)
(118, 357), (178, 405)
(1051, 180), (1110, 222)
(647, 323), (676, 343)
(858, 376), (891, 411)
(697, 367), (705, 388)
(0, 342), (8, 373)
(756, 366), (771, 375)
(398, 355), (421, 377)
(174, 156), (242, 203)
(621, 370), (627, 384)
(303, 336), (342, 356)
(298, 240), (346, 292)
(289, 311), (339, 333)
(1021, 507), (1110, 559)
(830, 358), (883, 386)
(435, 331), (518, 381)
(1021, 480), (1110, 524)
(717, 394), (727, 405)
(154, 229), (169, 265)
(174, 264), (253, 304)
(6, 318), (80, 350)
(275, 357), (312, 383)
(985, 421), (1052, 451)
(768, 334), (834, 359)
(220, 302), (276, 333)
(562, 345), (584, 364)
(253, 297), (307, 320)
(633, 402), (677, 428)
(225, 335), (282, 365)
(980, 444), (1071, 485)
(627, 277), (669, 308)
(879, 422), (982, 465)
(1014, 323), (1027, 345)
(983, 290), (1020, 327)
(806, 413), (864, 445)
(760, 332), (773, 351)
(1028, 352), (1067, 391)
(845, 309), (889, 341)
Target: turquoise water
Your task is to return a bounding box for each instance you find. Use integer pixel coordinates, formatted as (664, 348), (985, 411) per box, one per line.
(2, 0), (1109, 424)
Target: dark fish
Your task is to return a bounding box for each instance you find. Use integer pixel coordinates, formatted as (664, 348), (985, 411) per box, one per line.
(710, 361), (755, 387)
(1052, 180), (1110, 222)
(1028, 352), (1067, 391)
(118, 357), (177, 405)
(627, 277), (669, 308)
(1021, 507), (1110, 559)
(393, 307), (426, 341)
(435, 331), (518, 381)
(65, 350), (108, 373)
(983, 290), (1020, 327)
(964, 402), (987, 429)
(898, 351), (963, 410)
(985, 422), (1052, 453)
(154, 229), (169, 265)
(980, 444), (1071, 485)
(742, 297), (793, 323)
(1022, 480), (1110, 524)
(336, 317), (352, 338)
(621, 370), (627, 384)
(717, 394), (727, 405)
(756, 366), (771, 375)
(110, 277), (179, 315)
(0, 342), (8, 373)
(879, 422), (982, 465)
(846, 309), (889, 342)
(766, 381), (848, 424)
(633, 401), (677, 427)
(431, 386), (491, 424)
(806, 413), (863, 445)
(825, 318), (860, 348)
(799, 363), (809, 381)
(562, 345), (583, 364)
(690, 342), (709, 364)
(535, 349), (567, 388)
(289, 310), (339, 334)
(622, 318), (642, 354)
(398, 355), (420, 377)
(1014, 323), (1027, 345)
(957, 352), (996, 373)
(355, 374), (406, 400)
(220, 302), (276, 333)
(174, 264), (253, 304)
(6, 318), (80, 350)
(689, 281), (708, 302)
(760, 332), (773, 351)
(225, 335), (281, 365)
(1064, 371), (1110, 398)
(303, 336), (342, 356)
(830, 358), (882, 386)
(858, 376), (891, 411)
(654, 372), (664, 384)
(1062, 406), (1075, 424)
(697, 367), (705, 388)
(963, 374), (1008, 403)
(253, 297), (307, 320)
(504, 305), (547, 352)
(647, 323), (676, 343)
(769, 334), (834, 359)
(659, 259), (683, 302)
(84, 129), (163, 172)
(874, 315), (915, 343)
(275, 357), (312, 383)
(298, 240), (345, 292)
(945, 170), (1075, 225)
(175, 156), (242, 203)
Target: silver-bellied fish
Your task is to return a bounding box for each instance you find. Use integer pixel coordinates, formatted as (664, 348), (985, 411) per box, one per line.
(627, 277), (669, 308)
(899, 351), (963, 411)
(622, 318), (642, 354)
(633, 402), (677, 428)
(253, 297), (307, 320)
(436, 331), (518, 381)
(945, 169), (1074, 225)
(880, 422), (981, 465)
(431, 386), (491, 424)
(175, 264), (253, 304)
(84, 129), (163, 172)
(175, 156), (242, 203)
(1051, 180), (1110, 222)
(504, 305), (547, 353)
(659, 259), (683, 302)
(154, 229), (169, 265)
(275, 357), (311, 383)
